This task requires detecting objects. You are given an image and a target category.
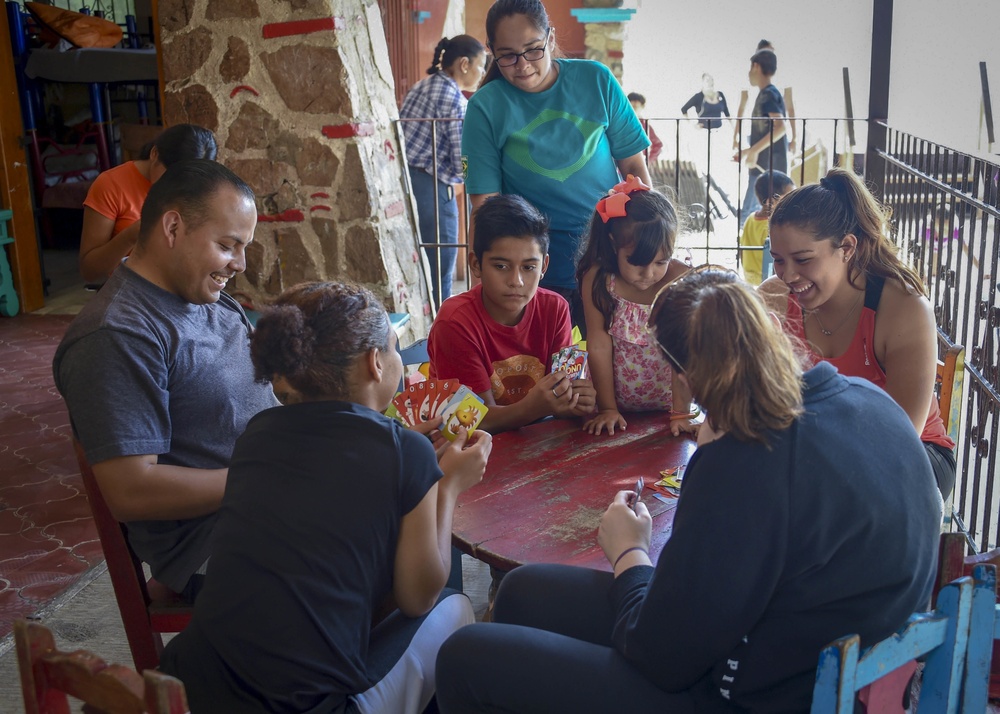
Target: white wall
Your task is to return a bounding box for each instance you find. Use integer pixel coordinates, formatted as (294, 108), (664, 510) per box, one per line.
(622, 0), (999, 157)
(889, 0), (999, 156)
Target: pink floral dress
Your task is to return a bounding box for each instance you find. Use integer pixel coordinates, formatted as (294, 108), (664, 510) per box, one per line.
(608, 274), (673, 411)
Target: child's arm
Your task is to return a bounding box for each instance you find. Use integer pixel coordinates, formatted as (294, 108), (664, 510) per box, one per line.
(393, 428), (492, 617)
(579, 268), (627, 435)
(784, 87), (797, 154)
(733, 89), (749, 149)
(476, 370), (580, 433)
(669, 374), (698, 437)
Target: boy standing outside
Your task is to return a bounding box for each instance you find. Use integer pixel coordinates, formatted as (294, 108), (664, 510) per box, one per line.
(734, 49), (788, 225)
(429, 195), (596, 433)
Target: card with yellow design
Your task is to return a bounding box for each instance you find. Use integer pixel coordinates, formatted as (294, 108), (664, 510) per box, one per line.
(440, 392), (488, 441)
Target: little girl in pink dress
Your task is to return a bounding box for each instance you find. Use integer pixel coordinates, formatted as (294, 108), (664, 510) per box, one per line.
(577, 176), (697, 436)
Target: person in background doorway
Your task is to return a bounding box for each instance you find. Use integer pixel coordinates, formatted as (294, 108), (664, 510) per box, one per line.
(627, 92), (662, 164)
(79, 124), (217, 284)
(734, 40), (798, 155)
(400, 35), (488, 308)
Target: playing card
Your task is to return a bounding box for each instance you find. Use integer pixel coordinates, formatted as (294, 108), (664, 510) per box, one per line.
(440, 392), (488, 441)
(563, 348), (588, 381)
(551, 346), (571, 374)
(414, 382), (436, 423)
(391, 391), (414, 426)
(430, 379), (460, 418)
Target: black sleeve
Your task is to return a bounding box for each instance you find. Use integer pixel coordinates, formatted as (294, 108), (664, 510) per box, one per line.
(608, 438), (789, 692)
(681, 92), (703, 115)
(719, 92), (731, 117)
(396, 426), (444, 515)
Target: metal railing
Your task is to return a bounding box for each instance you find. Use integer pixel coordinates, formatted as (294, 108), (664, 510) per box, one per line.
(394, 117), (469, 314)
(639, 116), (865, 269)
(877, 124), (999, 553)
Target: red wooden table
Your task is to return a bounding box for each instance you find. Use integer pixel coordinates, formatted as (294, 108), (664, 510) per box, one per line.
(452, 412), (698, 574)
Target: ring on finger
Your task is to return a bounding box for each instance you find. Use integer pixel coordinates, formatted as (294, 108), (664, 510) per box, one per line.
(552, 387), (560, 397)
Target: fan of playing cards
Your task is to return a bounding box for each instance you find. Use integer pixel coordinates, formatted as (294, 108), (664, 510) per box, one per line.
(551, 346), (588, 380)
(387, 381), (488, 441)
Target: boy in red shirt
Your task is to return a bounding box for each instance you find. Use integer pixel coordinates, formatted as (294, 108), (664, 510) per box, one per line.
(429, 195), (596, 432)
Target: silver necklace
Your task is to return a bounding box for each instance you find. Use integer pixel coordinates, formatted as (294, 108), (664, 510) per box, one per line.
(809, 293), (863, 336)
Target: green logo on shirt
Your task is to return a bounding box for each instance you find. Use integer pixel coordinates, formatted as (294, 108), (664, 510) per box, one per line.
(505, 109), (604, 182)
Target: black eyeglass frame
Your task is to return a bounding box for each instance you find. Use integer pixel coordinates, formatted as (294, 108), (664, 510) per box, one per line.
(490, 29), (550, 68)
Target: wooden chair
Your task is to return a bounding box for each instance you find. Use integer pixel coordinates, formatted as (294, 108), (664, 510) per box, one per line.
(935, 331), (965, 445)
(960, 563), (999, 713)
(934, 532), (1000, 704)
(15, 620), (189, 714)
(72, 438), (193, 673)
(935, 331), (965, 532)
(810, 576), (974, 713)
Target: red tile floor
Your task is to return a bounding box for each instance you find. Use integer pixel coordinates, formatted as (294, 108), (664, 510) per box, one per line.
(0, 314), (101, 641)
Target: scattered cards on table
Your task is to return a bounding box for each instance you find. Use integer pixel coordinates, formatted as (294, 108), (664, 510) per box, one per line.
(388, 381), (488, 440)
(551, 346), (588, 381)
(649, 464), (687, 499)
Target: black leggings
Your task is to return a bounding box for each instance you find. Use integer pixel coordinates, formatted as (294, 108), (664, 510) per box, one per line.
(435, 564), (701, 713)
(925, 441), (957, 501)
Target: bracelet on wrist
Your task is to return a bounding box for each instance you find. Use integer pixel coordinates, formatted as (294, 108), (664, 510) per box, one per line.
(613, 546), (649, 569)
(669, 406), (700, 420)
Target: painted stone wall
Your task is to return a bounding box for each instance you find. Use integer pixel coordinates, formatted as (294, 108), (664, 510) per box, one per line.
(581, 1), (626, 81)
(157, 0), (431, 338)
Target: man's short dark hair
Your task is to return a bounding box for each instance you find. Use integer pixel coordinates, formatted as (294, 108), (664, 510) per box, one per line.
(138, 159), (255, 245)
(750, 49), (777, 77)
(627, 92), (646, 105)
(473, 195), (549, 261)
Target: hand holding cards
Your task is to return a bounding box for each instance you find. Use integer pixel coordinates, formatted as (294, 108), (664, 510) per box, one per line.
(551, 346), (588, 381)
(389, 381), (488, 440)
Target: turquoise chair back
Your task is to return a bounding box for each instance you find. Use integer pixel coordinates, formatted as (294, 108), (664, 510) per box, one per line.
(811, 576), (974, 713)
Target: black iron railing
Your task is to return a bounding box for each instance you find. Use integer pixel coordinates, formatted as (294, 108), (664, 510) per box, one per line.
(877, 125), (999, 553)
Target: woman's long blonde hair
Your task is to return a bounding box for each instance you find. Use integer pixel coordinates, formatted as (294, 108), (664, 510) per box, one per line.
(649, 269), (804, 444)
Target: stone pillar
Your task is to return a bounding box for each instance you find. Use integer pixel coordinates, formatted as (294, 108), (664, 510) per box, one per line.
(157, 0), (431, 339)
(574, 2), (635, 82)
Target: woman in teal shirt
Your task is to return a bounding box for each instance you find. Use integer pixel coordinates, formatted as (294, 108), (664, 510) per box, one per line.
(462, 0), (651, 330)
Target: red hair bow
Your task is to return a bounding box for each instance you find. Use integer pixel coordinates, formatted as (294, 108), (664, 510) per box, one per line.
(595, 174), (651, 223)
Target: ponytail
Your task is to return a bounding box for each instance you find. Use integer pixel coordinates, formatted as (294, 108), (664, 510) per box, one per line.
(770, 168), (925, 296)
(425, 34), (485, 76)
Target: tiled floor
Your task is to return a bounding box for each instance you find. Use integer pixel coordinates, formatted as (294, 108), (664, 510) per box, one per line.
(0, 312), (101, 641)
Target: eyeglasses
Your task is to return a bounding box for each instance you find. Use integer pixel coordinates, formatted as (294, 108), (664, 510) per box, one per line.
(645, 264), (737, 370)
(492, 29), (549, 67)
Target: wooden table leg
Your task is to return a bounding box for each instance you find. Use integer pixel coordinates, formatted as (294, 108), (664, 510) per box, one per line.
(483, 566), (508, 623)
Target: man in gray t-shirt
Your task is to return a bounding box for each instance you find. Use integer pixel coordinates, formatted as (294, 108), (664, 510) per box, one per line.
(53, 160), (278, 597)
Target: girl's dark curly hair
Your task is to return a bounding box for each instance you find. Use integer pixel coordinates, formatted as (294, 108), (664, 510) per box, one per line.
(251, 282), (391, 400)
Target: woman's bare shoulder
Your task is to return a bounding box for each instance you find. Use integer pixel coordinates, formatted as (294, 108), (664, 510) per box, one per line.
(876, 277), (934, 326)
